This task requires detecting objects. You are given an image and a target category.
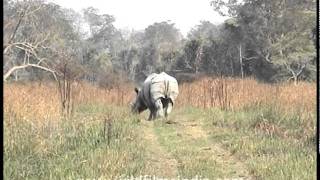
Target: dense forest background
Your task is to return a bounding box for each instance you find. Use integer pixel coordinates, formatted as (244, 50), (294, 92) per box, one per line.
(3, 0), (317, 86)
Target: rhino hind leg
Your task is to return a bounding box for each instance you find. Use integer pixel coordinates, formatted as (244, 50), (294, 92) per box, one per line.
(154, 99), (165, 119)
(165, 102), (173, 117)
(160, 98), (173, 118)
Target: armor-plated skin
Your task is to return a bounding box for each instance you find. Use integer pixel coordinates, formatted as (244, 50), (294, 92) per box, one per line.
(131, 72), (179, 120)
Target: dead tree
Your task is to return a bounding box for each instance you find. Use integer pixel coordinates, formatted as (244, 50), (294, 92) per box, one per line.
(3, 35), (58, 82)
(3, 2), (57, 81)
(54, 52), (83, 118)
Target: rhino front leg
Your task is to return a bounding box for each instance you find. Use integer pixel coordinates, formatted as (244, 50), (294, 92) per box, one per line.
(148, 108), (156, 121)
(152, 110), (158, 120)
(154, 99), (165, 119)
(148, 111), (153, 121)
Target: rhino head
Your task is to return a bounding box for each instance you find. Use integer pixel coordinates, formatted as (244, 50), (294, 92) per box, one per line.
(131, 87), (147, 114)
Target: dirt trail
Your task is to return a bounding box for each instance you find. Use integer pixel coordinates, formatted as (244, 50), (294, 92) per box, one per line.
(139, 109), (254, 179)
(181, 119), (254, 179)
(140, 120), (178, 178)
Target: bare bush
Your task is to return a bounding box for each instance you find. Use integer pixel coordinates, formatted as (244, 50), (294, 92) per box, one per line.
(98, 71), (129, 90)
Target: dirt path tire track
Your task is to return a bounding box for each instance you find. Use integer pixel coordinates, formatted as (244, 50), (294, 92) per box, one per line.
(181, 120), (254, 179)
(157, 109), (255, 180)
(140, 120), (178, 178)
(138, 108), (255, 179)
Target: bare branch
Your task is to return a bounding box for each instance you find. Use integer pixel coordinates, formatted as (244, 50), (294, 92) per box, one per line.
(285, 62), (307, 79)
(296, 63), (307, 77)
(284, 63), (296, 77)
(242, 56), (259, 61)
(256, 50), (272, 64)
(3, 63), (58, 82)
(25, 4), (43, 16)
(7, 10), (26, 45)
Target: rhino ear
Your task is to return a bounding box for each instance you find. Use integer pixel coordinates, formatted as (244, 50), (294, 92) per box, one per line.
(134, 87), (139, 94)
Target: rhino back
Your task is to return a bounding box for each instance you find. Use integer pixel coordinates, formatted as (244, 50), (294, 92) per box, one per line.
(149, 73), (179, 103)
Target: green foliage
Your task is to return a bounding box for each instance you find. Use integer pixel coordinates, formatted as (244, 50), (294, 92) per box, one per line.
(176, 39), (201, 72)
(138, 21), (183, 74)
(4, 0), (316, 83)
(210, 0), (316, 82)
(187, 21), (220, 43)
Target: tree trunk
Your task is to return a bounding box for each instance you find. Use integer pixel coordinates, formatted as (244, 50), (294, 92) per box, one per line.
(231, 58), (234, 76)
(195, 44), (203, 74)
(14, 70), (18, 81)
(239, 44), (244, 79)
(293, 75), (298, 86)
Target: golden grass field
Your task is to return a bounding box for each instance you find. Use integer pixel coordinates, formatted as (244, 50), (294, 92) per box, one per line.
(4, 77), (315, 121)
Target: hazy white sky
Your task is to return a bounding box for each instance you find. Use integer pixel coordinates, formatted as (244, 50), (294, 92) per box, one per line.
(50, 0), (228, 36)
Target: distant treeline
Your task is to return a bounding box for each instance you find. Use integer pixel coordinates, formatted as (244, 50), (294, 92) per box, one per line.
(4, 0), (316, 85)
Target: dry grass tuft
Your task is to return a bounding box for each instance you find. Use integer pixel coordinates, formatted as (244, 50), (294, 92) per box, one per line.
(4, 82), (60, 122)
(4, 81), (135, 123)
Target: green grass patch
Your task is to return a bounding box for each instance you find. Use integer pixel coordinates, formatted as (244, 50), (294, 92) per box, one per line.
(201, 105), (316, 180)
(4, 104), (316, 179)
(4, 104), (147, 179)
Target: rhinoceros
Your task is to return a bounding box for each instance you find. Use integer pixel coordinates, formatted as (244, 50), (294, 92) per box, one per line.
(131, 72), (179, 120)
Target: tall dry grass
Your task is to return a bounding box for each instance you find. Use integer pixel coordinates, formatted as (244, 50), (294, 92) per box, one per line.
(177, 77), (315, 114)
(4, 82), (60, 122)
(4, 77), (316, 122)
(4, 81), (135, 122)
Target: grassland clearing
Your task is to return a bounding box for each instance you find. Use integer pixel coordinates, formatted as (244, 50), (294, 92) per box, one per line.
(4, 78), (316, 179)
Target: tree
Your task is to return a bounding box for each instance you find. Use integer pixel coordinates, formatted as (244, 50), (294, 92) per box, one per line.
(3, 0), (84, 82)
(3, 0), (56, 81)
(187, 21), (221, 74)
(211, 0), (316, 82)
(188, 21), (220, 42)
(4, 0), (85, 117)
(139, 21), (183, 74)
(268, 3), (316, 83)
(81, 7), (124, 82)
